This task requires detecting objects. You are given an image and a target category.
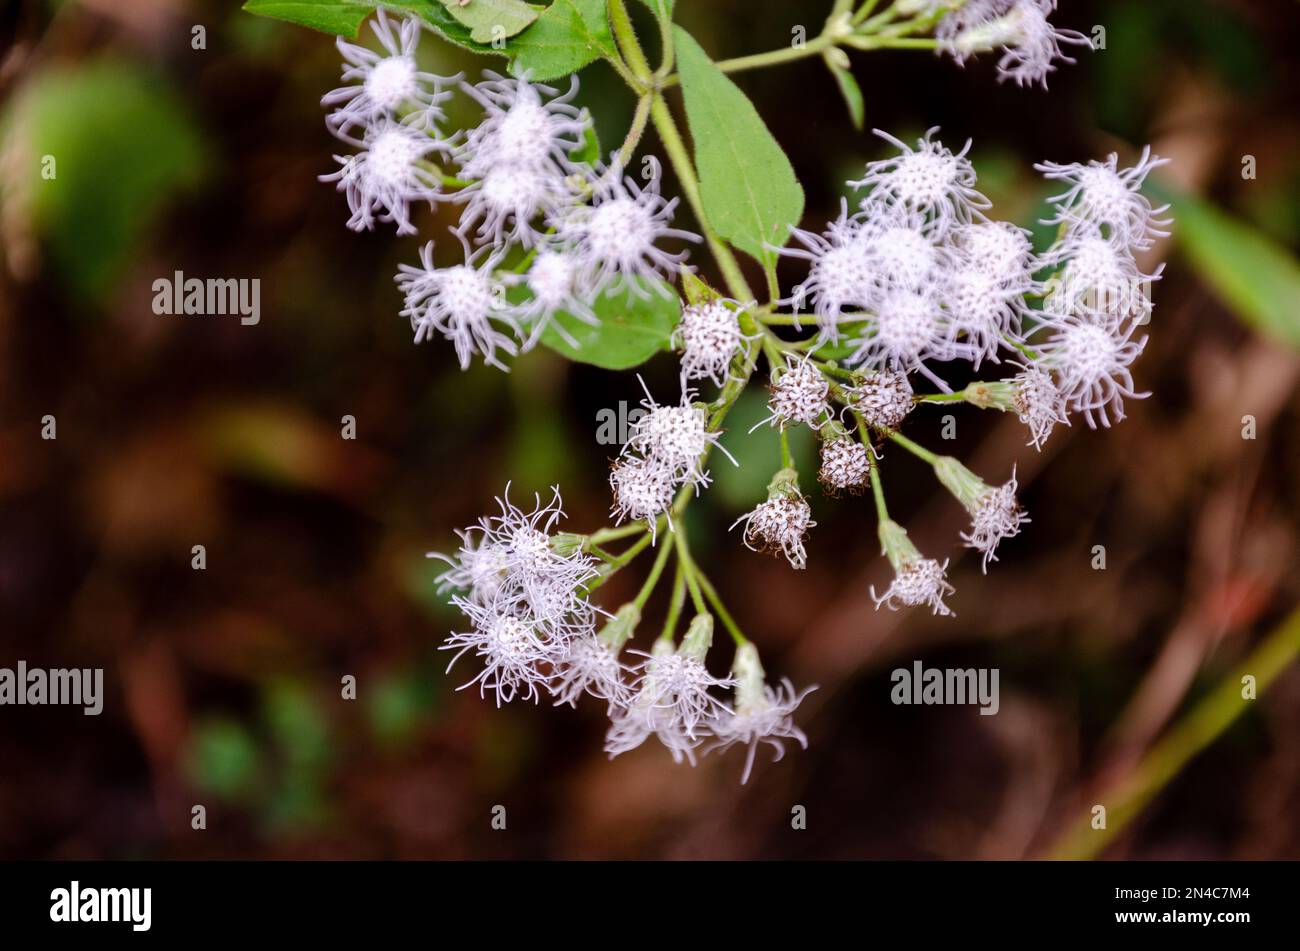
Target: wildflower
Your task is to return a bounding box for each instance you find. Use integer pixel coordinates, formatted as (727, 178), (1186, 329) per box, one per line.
(605, 619), (735, 764)
(1012, 362), (1069, 449)
(731, 468), (816, 569)
(454, 160), (569, 249)
(754, 355), (830, 431)
(849, 128), (990, 234)
(933, 457), (1029, 571)
(515, 247), (599, 349)
(818, 433), (872, 495)
(871, 519), (956, 615)
(674, 300), (748, 386)
(1037, 311), (1149, 426)
(321, 118), (448, 234)
(561, 161), (698, 299)
(938, 261), (1024, 368)
(623, 381), (733, 489)
(778, 202), (873, 337)
(609, 455), (677, 538)
(948, 220), (1035, 289)
(938, 0), (1091, 89)
(1036, 146), (1172, 250)
(550, 603), (638, 709)
(322, 10), (454, 137)
(441, 597), (564, 706)
(1044, 229), (1161, 323)
(707, 643), (815, 784)
(394, 230), (521, 370)
(847, 370), (914, 431)
(847, 285), (958, 386)
(457, 72), (588, 179)
(431, 485), (599, 636)
(855, 210), (945, 290)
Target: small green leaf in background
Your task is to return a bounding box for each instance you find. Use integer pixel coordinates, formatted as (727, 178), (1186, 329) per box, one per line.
(3, 59), (205, 301)
(533, 279), (681, 369)
(187, 719), (262, 801)
(438, 0), (540, 45)
(673, 27), (804, 269)
(569, 119), (601, 166)
(824, 52), (864, 131)
(508, 0), (616, 80)
(1151, 179), (1300, 350)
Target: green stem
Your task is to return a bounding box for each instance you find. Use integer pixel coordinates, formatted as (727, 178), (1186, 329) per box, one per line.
(887, 429), (939, 465)
(1046, 607), (1300, 860)
(633, 531), (675, 609)
(608, 0), (654, 81)
(659, 562), (687, 642)
(697, 571), (749, 646)
(672, 526), (709, 614)
(780, 428), (793, 469)
(867, 446), (889, 523)
(618, 92), (654, 165)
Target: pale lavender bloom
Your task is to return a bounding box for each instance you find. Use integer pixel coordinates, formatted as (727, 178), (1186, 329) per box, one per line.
(849, 128), (991, 236)
(321, 119), (448, 234)
(395, 230), (521, 370)
(1037, 311), (1149, 427)
(1036, 146), (1172, 250)
(457, 72), (588, 179)
(322, 10), (455, 138)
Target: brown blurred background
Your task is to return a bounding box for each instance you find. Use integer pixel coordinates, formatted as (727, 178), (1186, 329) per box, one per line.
(1, 0), (1298, 859)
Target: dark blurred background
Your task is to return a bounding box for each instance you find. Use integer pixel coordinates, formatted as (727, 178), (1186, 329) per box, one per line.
(1, 0), (1298, 859)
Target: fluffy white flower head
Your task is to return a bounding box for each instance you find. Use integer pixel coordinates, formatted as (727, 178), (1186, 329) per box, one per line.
(322, 119), (446, 234)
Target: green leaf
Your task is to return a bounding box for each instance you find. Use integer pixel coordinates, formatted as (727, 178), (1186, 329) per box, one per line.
(3, 59), (205, 301)
(240, 0), (375, 34)
(825, 55), (864, 130)
(241, 0), (501, 54)
(1150, 179), (1300, 350)
(636, 0), (674, 16)
(569, 118), (601, 165)
(508, 0), (616, 80)
(673, 27), (804, 268)
(437, 0), (540, 45)
(534, 280), (681, 369)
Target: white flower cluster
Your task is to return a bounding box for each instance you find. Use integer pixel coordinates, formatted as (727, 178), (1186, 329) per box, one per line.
(781, 128), (1168, 436)
(436, 490), (813, 782)
(318, 13), (698, 369)
(934, 0), (1093, 88)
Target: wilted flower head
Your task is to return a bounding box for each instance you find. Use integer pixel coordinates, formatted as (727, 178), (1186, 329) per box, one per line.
(756, 355), (830, 431)
(395, 231), (520, 370)
(674, 300), (747, 386)
(934, 457), (1029, 571)
(1013, 362), (1069, 449)
(871, 519), (956, 616)
(848, 369), (914, 431)
(708, 643), (815, 784)
(731, 469), (816, 569)
(818, 433), (872, 495)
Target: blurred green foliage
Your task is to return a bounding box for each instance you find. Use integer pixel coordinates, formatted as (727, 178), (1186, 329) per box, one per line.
(3, 59), (205, 301)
